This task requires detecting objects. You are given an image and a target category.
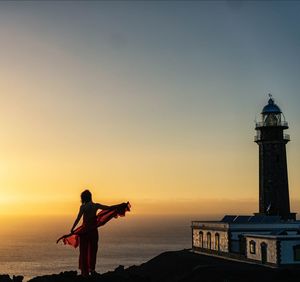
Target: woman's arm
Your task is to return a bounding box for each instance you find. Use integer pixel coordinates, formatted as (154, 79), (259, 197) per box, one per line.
(96, 203), (111, 210)
(70, 205), (84, 233)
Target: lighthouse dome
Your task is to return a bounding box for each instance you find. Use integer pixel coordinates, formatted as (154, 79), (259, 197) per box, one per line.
(262, 98), (282, 114)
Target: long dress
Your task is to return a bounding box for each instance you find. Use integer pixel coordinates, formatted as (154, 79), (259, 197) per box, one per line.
(57, 202), (130, 274)
(79, 202), (99, 275)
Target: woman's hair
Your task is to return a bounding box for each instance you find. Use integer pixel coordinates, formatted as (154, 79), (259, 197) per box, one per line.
(81, 189), (92, 204)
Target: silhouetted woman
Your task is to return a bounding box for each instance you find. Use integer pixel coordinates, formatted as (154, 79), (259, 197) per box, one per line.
(71, 189), (110, 276)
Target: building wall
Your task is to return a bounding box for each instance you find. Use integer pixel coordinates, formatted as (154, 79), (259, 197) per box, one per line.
(246, 237), (278, 264)
(193, 228), (229, 252)
(231, 231), (270, 240)
(230, 240), (241, 253)
(280, 240), (300, 264)
(230, 231), (272, 254)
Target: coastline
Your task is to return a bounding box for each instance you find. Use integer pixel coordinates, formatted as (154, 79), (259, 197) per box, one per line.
(2, 249), (300, 282)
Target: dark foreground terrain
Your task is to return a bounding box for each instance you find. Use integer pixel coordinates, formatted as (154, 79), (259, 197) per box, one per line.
(2, 249), (300, 282)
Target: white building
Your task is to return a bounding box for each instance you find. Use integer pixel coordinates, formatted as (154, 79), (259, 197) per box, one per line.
(192, 215), (300, 266)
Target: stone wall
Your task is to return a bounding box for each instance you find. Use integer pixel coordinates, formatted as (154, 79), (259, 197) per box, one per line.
(245, 236), (278, 264)
(192, 228), (229, 253)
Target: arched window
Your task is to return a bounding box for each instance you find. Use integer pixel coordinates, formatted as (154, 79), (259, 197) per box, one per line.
(199, 231), (203, 248)
(261, 242), (268, 264)
(207, 232), (211, 250)
(215, 233), (220, 251)
(249, 240), (256, 254)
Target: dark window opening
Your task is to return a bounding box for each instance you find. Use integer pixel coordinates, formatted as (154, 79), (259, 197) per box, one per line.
(199, 231), (203, 248)
(207, 232), (211, 250)
(294, 245), (300, 261)
(215, 233), (220, 251)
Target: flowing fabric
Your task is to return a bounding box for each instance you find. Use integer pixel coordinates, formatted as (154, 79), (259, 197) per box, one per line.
(56, 202), (131, 248)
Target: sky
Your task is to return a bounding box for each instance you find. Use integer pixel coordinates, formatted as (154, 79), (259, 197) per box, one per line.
(0, 1), (300, 218)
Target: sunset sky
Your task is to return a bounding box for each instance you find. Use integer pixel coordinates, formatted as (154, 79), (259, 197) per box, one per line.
(0, 1), (300, 218)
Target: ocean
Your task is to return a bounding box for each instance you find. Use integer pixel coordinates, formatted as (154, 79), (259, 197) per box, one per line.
(0, 215), (194, 281)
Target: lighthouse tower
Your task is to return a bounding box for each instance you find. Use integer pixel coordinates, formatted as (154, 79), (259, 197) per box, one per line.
(255, 96), (296, 220)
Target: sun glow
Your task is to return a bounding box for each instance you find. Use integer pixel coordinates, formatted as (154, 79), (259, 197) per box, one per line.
(0, 2), (299, 223)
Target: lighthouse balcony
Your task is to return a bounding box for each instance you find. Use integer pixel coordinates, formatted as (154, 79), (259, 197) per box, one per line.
(254, 134), (290, 142)
(255, 121), (288, 129)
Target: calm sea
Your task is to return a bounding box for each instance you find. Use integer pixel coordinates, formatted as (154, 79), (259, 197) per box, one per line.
(0, 214), (198, 281)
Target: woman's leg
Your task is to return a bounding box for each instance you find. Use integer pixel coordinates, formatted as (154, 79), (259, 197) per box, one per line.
(88, 229), (99, 272)
(79, 234), (89, 276)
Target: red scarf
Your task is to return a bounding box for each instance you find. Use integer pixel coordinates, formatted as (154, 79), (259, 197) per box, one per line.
(57, 202), (131, 248)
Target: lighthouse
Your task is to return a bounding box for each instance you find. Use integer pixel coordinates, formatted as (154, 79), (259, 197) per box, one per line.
(255, 95), (296, 220)
(192, 96), (300, 266)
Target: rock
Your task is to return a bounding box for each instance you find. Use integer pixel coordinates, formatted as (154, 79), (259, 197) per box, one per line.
(28, 271), (78, 282)
(12, 276), (23, 282)
(0, 275), (12, 282)
(114, 265), (124, 273)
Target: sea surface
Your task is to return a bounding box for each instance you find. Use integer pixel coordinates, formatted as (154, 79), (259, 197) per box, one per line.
(0, 215), (195, 281)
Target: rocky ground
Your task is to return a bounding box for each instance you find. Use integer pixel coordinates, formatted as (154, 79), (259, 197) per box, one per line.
(2, 249), (300, 282)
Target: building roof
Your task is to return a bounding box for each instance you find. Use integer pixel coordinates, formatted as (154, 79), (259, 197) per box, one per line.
(262, 98), (282, 114)
(221, 215), (282, 224)
(244, 233), (300, 240)
(269, 229), (288, 235)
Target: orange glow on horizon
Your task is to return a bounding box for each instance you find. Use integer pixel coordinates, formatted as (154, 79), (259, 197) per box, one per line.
(0, 6), (300, 224)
